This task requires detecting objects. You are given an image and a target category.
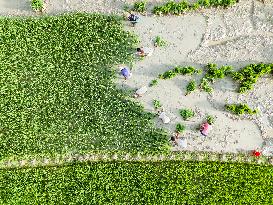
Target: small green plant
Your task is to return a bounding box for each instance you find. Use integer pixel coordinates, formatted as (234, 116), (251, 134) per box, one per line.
(133, 1), (147, 13)
(176, 123), (186, 133)
(31, 0), (44, 12)
(180, 109), (195, 120)
(206, 115), (215, 125)
(225, 103), (258, 115)
(200, 78), (213, 93)
(159, 66), (199, 80)
(149, 79), (158, 87)
(154, 36), (167, 47)
(186, 80), (196, 95)
(232, 63), (273, 93)
(204, 63), (233, 82)
(153, 99), (162, 109)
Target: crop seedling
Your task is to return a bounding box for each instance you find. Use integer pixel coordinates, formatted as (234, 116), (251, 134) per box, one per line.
(31, 0), (44, 12)
(149, 79), (158, 87)
(225, 103), (258, 115)
(176, 123), (186, 133)
(154, 36), (167, 47)
(206, 115), (215, 125)
(185, 80), (196, 95)
(133, 1), (147, 13)
(153, 99), (162, 110)
(180, 109), (195, 120)
(200, 78), (213, 93)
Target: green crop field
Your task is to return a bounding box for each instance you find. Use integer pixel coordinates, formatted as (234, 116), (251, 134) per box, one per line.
(0, 161), (272, 204)
(0, 13), (168, 161)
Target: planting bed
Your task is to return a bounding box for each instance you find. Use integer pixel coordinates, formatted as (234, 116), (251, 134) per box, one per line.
(0, 161), (272, 204)
(0, 13), (169, 161)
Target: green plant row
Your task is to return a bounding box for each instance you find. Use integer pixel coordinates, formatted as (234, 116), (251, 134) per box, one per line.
(0, 161), (272, 204)
(225, 103), (258, 115)
(0, 13), (169, 161)
(158, 66), (200, 79)
(133, 1), (147, 13)
(232, 63), (273, 93)
(152, 0), (238, 15)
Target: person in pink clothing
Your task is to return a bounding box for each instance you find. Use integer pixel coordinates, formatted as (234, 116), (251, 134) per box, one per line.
(200, 122), (212, 136)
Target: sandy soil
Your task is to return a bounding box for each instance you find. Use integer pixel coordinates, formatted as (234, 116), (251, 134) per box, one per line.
(0, 0), (272, 154)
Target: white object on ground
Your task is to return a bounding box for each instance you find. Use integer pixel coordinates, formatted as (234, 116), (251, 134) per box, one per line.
(142, 47), (154, 57)
(177, 138), (187, 148)
(135, 86), (147, 96)
(159, 112), (170, 124)
(262, 146), (273, 156)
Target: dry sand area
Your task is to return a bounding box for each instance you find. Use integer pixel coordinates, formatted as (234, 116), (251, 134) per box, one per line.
(0, 0), (272, 154)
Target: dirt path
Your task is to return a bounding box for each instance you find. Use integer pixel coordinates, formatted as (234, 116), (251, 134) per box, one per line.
(0, 0), (272, 154)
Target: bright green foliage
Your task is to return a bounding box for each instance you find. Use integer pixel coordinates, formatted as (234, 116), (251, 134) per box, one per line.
(225, 103), (258, 115)
(133, 1), (147, 13)
(205, 63), (233, 82)
(0, 161), (272, 204)
(0, 13), (169, 160)
(159, 66), (198, 79)
(176, 123), (186, 133)
(153, 99), (162, 109)
(180, 108), (195, 120)
(31, 0), (44, 11)
(206, 115), (215, 125)
(186, 80), (196, 95)
(154, 36), (167, 47)
(149, 79), (158, 87)
(200, 78), (213, 93)
(232, 63), (273, 93)
(152, 0), (237, 15)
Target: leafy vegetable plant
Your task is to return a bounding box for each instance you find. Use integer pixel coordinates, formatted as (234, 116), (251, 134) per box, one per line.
(186, 80), (196, 95)
(149, 79), (158, 87)
(180, 109), (195, 120)
(31, 0), (44, 12)
(176, 123), (186, 133)
(153, 99), (162, 109)
(225, 103), (258, 115)
(206, 115), (215, 125)
(159, 66), (199, 80)
(154, 36), (167, 47)
(133, 1), (147, 13)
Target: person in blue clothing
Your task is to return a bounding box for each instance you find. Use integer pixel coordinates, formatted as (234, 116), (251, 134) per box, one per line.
(128, 14), (140, 27)
(120, 67), (132, 80)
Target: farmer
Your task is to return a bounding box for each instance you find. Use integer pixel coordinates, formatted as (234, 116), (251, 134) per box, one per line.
(120, 67), (132, 80)
(252, 150), (261, 157)
(133, 86), (148, 98)
(200, 122), (212, 137)
(136, 47), (154, 57)
(128, 14), (140, 27)
(171, 133), (187, 148)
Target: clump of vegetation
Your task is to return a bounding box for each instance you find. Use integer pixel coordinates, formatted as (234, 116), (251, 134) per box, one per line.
(200, 78), (213, 93)
(206, 115), (215, 125)
(204, 63), (233, 82)
(180, 109), (195, 120)
(31, 0), (44, 12)
(153, 99), (162, 109)
(152, 0), (237, 15)
(149, 79), (158, 87)
(225, 103), (258, 115)
(154, 36), (167, 47)
(133, 1), (147, 13)
(232, 63), (273, 93)
(159, 66), (199, 79)
(186, 80), (196, 95)
(176, 123), (186, 133)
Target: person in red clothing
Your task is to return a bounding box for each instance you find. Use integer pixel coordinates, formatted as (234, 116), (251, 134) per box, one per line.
(252, 150), (261, 157)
